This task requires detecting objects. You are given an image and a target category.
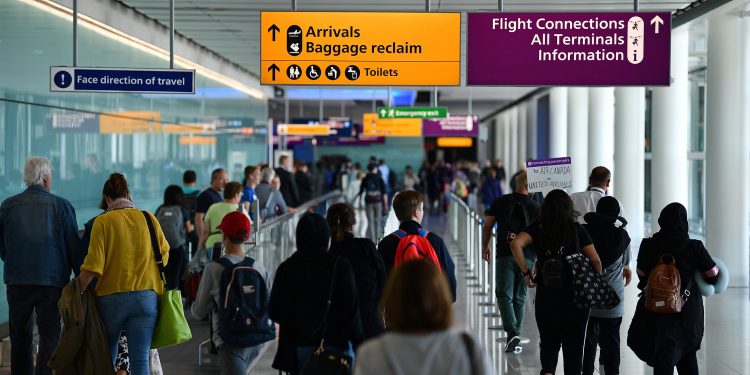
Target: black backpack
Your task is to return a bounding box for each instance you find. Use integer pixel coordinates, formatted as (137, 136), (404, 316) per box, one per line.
(364, 175), (382, 204)
(182, 190), (200, 220)
(500, 196), (532, 245)
(216, 257), (275, 347)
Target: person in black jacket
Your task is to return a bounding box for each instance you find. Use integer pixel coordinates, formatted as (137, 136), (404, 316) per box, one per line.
(377, 190), (457, 302)
(269, 213), (364, 373)
(275, 155), (300, 208)
(295, 163), (313, 204)
(628, 203), (719, 375)
(327, 203), (387, 340)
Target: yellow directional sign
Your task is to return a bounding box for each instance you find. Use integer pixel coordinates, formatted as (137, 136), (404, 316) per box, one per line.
(277, 124), (331, 136)
(362, 113), (422, 137)
(261, 12), (461, 86)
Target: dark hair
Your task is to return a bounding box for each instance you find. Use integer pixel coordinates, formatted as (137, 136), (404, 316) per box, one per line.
(211, 168), (226, 182)
(537, 189), (578, 251)
(183, 170), (197, 184)
(589, 166), (612, 186)
(163, 185), (183, 206)
(243, 165), (259, 178)
(381, 259), (452, 332)
(326, 203), (356, 242)
(224, 181), (243, 200)
(100, 173), (130, 209)
(393, 190), (424, 222)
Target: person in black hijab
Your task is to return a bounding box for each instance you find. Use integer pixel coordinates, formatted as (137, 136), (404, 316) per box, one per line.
(269, 213), (364, 373)
(628, 203), (720, 375)
(582, 196), (631, 375)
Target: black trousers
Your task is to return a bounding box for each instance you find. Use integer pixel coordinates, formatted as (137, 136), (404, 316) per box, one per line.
(7, 285), (62, 375)
(535, 287), (590, 375)
(653, 349), (699, 375)
(582, 316), (622, 375)
(164, 244), (188, 290)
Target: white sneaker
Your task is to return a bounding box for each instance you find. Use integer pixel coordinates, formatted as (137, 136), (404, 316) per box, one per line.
(504, 336), (520, 352)
(519, 337), (531, 344)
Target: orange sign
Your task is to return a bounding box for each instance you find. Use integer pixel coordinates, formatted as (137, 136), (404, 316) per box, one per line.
(277, 124), (331, 136)
(179, 136), (216, 145)
(260, 12), (460, 86)
(362, 113), (422, 137)
(100, 112), (160, 134)
(437, 137), (473, 148)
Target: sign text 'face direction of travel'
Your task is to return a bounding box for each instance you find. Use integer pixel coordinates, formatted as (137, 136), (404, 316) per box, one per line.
(50, 67), (195, 94)
(261, 12), (460, 86)
(467, 13), (670, 86)
(377, 107), (447, 119)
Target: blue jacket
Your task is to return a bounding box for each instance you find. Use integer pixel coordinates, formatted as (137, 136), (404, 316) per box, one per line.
(0, 185), (82, 287)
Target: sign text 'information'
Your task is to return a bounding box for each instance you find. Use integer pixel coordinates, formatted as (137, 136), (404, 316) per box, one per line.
(261, 12), (460, 86)
(468, 13), (670, 86)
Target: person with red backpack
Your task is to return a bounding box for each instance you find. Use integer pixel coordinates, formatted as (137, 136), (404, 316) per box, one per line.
(628, 203), (719, 375)
(377, 190), (457, 302)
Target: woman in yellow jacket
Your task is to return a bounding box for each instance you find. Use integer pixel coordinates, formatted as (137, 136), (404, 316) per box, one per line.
(78, 173), (170, 375)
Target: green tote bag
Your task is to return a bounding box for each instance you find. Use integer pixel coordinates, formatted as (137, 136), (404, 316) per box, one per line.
(142, 211), (193, 349)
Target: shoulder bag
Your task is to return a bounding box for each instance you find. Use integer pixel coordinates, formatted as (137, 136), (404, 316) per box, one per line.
(299, 258), (353, 375)
(565, 229), (621, 309)
(142, 211), (193, 349)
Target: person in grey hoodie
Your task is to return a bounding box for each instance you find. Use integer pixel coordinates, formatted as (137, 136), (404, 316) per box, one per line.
(354, 260), (493, 375)
(581, 196), (631, 375)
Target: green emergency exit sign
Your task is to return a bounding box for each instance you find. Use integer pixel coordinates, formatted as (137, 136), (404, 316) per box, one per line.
(377, 107), (448, 119)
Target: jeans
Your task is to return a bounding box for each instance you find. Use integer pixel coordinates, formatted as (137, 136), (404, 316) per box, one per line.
(97, 291), (158, 375)
(652, 350), (699, 375)
(495, 256), (533, 338)
(535, 286), (590, 375)
(365, 203), (382, 242)
(164, 244), (188, 290)
(7, 285), (62, 375)
(218, 343), (262, 375)
(582, 316), (622, 375)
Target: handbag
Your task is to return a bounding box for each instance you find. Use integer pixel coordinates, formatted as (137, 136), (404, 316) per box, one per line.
(565, 231), (621, 309)
(142, 211), (193, 349)
(299, 258), (352, 375)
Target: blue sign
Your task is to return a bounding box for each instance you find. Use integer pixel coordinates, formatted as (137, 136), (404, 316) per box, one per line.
(50, 67), (195, 94)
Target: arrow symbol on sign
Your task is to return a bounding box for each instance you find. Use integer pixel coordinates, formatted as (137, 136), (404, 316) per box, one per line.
(268, 64), (280, 81)
(650, 15), (664, 34)
(268, 24), (280, 41)
(379, 108), (388, 118)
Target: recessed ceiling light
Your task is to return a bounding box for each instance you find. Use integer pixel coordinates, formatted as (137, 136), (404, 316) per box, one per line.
(33, 49), (44, 54)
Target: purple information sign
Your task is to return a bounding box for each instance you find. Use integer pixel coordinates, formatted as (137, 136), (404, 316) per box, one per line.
(423, 115), (479, 137)
(468, 13), (670, 86)
(526, 157), (571, 168)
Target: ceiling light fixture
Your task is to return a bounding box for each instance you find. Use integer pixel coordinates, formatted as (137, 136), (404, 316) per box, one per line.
(17, 0), (266, 99)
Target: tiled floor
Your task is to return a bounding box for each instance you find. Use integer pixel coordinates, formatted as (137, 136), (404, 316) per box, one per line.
(162, 213), (750, 374)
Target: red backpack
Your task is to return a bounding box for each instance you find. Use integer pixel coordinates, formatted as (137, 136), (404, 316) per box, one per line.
(390, 229), (442, 271)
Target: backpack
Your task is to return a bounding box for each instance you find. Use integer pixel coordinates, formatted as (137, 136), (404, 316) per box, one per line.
(500, 197), (532, 246)
(644, 254), (690, 314)
(182, 190), (200, 220)
(390, 229), (441, 271)
(364, 175), (382, 204)
(155, 205), (185, 249)
(216, 257), (275, 347)
(542, 245), (565, 288)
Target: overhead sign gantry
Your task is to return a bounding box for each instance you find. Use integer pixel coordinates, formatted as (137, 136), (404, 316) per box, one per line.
(260, 12), (461, 86)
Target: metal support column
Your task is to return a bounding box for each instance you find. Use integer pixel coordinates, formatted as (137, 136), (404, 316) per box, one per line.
(73, 0), (78, 67)
(170, 0), (175, 69)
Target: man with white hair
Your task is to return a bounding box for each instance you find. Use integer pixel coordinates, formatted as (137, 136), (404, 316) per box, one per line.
(0, 157), (82, 375)
(255, 168), (289, 220)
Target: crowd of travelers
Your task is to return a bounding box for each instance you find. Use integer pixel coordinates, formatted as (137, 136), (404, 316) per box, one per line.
(0, 155), (728, 375)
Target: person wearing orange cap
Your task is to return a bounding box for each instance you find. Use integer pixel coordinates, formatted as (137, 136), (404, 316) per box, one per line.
(191, 211), (274, 374)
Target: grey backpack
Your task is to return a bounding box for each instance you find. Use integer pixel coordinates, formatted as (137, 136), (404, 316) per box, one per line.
(155, 205), (185, 248)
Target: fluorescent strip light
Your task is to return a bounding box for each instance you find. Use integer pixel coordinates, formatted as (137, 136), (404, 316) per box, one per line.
(17, 0), (265, 99)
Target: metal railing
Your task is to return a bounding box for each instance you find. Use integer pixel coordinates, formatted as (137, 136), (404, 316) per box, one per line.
(448, 192), (510, 364)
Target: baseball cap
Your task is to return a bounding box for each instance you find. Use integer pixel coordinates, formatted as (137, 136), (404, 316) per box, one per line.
(217, 211), (251, 241)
